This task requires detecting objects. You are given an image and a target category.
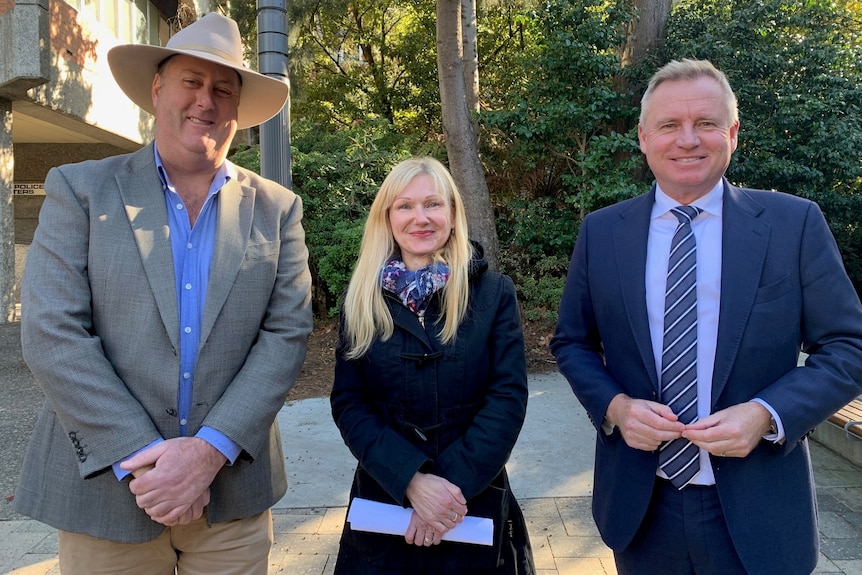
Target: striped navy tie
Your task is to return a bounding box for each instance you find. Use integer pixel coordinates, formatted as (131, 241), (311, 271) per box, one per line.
(659, 205), (703, 489)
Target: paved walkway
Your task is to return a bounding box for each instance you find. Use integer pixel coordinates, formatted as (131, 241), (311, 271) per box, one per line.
(3, 364), (862, 574)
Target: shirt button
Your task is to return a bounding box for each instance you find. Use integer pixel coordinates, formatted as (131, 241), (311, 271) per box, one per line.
(177, 204), (184, 210)
(187, 243), (193, 249)
(183, 372), (191, 379)
(184, 327), (192, 334)
(185, 283), (192, 290)
(180, 418), (188, 425)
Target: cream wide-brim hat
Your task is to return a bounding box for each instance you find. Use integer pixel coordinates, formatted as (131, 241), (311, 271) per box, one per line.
(107, 12), (289, 130)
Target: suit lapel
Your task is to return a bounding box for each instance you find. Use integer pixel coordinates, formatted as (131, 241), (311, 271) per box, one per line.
(200, 177), (253, 349)
(116, 145), (179, 350)
(712, 182), (770, 403)
(613, 190), (660, 392)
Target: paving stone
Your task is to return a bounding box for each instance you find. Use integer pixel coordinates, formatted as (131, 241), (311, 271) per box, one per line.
(318, 507), (347, 535)
(270, 552), (331, 575)
(554, 556), (617, 575)
(272, 509), (326, 534)
(547, 534), (613, 559)
(272, 532), (341, 557)
(7, 556), (59, 574)
(821, 537), (862, 561)
(529, 534), (556, 571)
(833, 560), (862, 575)
(821, 511), (862, 539)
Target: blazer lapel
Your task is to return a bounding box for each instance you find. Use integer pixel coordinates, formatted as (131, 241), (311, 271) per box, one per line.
(200, 177), (252, 349)
(613, 189), (660, 392)
(712, 182), (770, 403)
(116, 145), (179, 351)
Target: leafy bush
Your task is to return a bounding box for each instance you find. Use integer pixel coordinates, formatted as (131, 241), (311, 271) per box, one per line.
(663, 0), (862, 294)
(481, 0), (643, 319)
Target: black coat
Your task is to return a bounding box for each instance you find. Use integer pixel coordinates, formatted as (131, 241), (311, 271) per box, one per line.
(331, 248), (535, 574)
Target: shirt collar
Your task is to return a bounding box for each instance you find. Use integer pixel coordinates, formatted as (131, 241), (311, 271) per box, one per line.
(153, 142), (234, 197)
(652, 179), (724, 220)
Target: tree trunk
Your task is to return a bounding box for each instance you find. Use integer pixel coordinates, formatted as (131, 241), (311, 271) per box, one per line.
(461, 0), (479, 114)
(620, 0), (673, 67)
(437, 0), (499, 269)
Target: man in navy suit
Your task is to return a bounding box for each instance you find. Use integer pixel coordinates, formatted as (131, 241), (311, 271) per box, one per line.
(550, 59), (862, 574)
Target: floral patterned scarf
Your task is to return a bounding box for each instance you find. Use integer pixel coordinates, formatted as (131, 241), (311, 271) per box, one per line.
(380, 257), (450, 315)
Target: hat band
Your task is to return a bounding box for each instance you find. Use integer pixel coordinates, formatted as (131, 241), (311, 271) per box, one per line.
(170, 42), (244, 68)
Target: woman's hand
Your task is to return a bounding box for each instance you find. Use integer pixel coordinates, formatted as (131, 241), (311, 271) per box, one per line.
(405, 472), (468, 533)
(404, 511), (441, 546)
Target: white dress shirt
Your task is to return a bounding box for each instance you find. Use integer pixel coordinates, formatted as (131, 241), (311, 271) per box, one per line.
(647, 181), (782, 485)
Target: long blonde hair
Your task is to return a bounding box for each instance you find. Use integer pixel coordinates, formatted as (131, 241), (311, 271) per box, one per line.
(342, 157), (472, 359)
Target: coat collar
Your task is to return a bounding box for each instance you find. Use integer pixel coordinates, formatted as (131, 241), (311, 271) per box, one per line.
(386, 292), (437, 350)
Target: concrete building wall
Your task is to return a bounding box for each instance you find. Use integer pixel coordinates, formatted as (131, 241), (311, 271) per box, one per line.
(13, 142), (132, 243)
(29, 0), (153, 146)
(0, 0), (162, 322)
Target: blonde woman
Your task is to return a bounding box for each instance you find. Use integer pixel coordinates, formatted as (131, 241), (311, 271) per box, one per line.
(331, 157), (535, 574)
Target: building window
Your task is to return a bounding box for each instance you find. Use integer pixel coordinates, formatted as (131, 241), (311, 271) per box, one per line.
(71, 0), (164, 46)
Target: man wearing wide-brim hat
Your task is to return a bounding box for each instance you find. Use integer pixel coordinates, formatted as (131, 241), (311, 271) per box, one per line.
(13, 12), (313, 574)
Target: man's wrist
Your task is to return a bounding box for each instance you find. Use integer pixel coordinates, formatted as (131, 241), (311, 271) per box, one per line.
(767, 414), (778, 436)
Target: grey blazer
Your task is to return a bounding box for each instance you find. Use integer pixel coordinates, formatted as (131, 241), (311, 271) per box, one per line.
(14, 144), (313, 543)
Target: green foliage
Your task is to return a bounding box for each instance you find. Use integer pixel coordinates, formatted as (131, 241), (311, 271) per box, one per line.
(287, 0), (442, 134)
(228, 144), (260, 174)
(286, 0), (551, 136)
(503, 253), (570, 324)
(231, 118), (442, 317)
(663, 0), (862, 293)
(231, 0), (862, 316)
(480, 0), (644, 318)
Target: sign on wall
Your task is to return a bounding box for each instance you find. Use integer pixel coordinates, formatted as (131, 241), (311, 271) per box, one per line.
(13, 183), (46, 196)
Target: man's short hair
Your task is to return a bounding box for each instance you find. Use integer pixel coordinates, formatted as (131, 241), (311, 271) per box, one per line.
(640, 59), (738, 126)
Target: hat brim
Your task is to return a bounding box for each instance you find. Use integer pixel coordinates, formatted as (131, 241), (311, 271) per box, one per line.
(108, 44), (289, 130)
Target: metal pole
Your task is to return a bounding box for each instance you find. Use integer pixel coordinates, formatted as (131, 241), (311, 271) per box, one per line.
(256, 0), (292, 189)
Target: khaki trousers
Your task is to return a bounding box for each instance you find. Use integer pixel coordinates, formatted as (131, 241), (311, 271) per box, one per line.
(58, 510), (273, 575)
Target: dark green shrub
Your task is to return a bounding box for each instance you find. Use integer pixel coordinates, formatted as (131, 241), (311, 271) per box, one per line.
(663, 0), (862, 294)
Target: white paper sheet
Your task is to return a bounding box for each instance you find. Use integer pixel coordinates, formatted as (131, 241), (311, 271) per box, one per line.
(346, 497), (494, 546)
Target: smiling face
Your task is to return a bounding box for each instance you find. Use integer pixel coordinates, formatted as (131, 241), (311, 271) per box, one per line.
(388, 174), (454, 271)
(151, 55), (241, 171)
(638, 75), (739, 204)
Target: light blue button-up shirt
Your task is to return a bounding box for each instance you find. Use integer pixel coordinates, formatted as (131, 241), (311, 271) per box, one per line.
(113, 145), (241, 479)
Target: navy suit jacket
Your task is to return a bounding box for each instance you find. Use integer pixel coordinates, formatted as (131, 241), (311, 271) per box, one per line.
(551, 180), (862, 575)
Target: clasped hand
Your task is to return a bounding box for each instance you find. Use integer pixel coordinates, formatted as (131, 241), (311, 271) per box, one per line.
(607, 394), (772, 458)
(120, 436), (227, 526)
(403, 472), (468, 547)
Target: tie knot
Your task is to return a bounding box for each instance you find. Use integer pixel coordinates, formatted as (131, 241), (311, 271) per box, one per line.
(671, 205), (702, 226)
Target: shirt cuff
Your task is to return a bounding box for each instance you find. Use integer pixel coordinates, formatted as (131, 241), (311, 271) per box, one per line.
(751, 398), (786, 443)
(196, 426), (241, 465)
(113, 438), (164, 481)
